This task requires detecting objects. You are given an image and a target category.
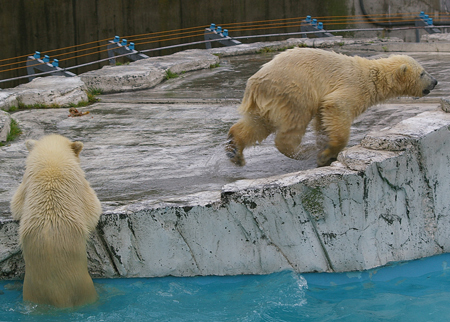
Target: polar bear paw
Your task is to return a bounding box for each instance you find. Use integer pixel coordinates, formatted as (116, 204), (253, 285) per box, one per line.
(225, 138), (246, 166)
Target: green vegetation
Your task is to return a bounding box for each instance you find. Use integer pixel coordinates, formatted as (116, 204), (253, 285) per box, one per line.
(165, 69), (179, 80)
(257, 45), (296, 54)
(210, 63), (220, 69)
(301, 187), (325, 220)
(0, 119), (22, 146)
(5, 101), (61, 112)
(86, 87), (103, 104)
(279, 46), (295, 51)
(257, 47), (277, 53)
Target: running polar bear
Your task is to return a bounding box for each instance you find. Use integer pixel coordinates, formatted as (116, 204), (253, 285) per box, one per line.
(226, 48), (438, 167)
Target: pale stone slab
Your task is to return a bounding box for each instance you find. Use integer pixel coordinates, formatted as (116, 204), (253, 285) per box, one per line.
(421, 33), (450, 42)
(361, 111), (450, 150)
(0, 91), (19, 112)
(80, 49), (219, 93)
(441, 97), (450, 112)
(0, 76), (88, 111)
(0, 110), (11, 142)
(1, 110), (450, 279)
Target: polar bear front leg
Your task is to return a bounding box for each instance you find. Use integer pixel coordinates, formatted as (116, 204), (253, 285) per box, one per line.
(317, 103), (352, 167)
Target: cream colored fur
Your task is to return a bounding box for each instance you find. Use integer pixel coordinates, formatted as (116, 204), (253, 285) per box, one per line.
(11, 134), (102, 308)
(226, 48), (437, 167)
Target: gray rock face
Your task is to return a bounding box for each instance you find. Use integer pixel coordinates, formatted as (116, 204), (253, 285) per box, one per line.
(93, 110), (450, 277)
(1, 39), (449, 280)
(1, 106), (448, 279)
(421, 33), (450, 42)
(80, 49), (219, 93)
(0, 110), (11, 142)
(441, 97), (450, 112)
(0, 76), (88, 112)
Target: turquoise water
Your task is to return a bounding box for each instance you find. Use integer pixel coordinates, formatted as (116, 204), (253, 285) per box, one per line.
(1, 254), (450, 322)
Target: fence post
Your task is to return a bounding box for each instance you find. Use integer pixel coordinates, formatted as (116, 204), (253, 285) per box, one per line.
(415, 12), (441, 42)
(301, 16), (334, 38)
(26, 51), (76, 81)
(204, 24), (241, 49)
(107, 36), (150, 65)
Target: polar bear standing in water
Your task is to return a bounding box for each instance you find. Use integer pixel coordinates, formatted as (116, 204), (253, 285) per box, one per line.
(226, 48), (438, 167)
(11, 134), (102, 308)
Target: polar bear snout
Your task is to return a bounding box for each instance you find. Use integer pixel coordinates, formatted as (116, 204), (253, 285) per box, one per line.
(422, 74), (437, 95)
(432, 77), (438, 87)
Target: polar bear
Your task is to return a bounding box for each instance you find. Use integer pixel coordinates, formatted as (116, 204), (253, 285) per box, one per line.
(10, 134), (102, 308)
(226, 48), (437, 167)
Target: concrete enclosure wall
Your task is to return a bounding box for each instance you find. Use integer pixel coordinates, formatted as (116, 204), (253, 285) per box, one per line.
(2, 109), (450, 279)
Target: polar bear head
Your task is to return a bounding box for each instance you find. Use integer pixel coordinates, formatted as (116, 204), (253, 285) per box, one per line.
(25, 134), (84, 158)
(391, 55), (437, 97)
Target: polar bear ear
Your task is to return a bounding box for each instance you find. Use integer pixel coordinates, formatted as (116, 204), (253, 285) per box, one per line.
(400, 64), (408, 74)
(396, 64), (408, 80)
(25, 140), (37, 152)
(71, 141), (84, 157)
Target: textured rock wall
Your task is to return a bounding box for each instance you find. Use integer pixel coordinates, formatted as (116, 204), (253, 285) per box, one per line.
(1, 110), (450, 280)
(0, 76), (88, 112)
(80, 49), (219, 93)
(0, 111), (11, 142)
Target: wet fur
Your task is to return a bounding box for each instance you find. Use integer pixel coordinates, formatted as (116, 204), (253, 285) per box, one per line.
(227, 48), (437, 167)
(10, 134), (102, 308)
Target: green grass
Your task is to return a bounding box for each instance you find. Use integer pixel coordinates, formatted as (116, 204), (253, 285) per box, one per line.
(165, 70), (179, 80)
(0, 119), (22, 146)
(210, 63), (220, 69)
(257, 47), (277, 53)
(86, 87), (103, 104)
(256, 45), (298, 54)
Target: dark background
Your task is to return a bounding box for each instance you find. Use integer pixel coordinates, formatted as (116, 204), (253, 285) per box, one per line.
(0, 0), (441, 88)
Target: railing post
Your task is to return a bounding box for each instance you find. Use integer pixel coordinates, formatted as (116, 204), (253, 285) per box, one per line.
(26, 52), (76, 81)
(204, 23), (241, 49)
(415, 11), (441, 42)
(301, 15), (334, 38)
(107, 36), (150, 64)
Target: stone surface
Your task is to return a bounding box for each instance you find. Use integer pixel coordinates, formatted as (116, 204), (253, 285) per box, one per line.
(0, 76), (88, 111)
(337, 146), (400, 172)
(0, 104), (447, 279)
(79, 49), (219, 93)
(0, 110), (11, 142)
(209, 37), (403, 57)
(343, 41), (450, 52)
(361, 111), (450, 151)
(89, 112), (450, 276)
(0, 91), (19, 112)
(441, 97), (450, 112)
(421, 33), (450, 42)
(0, 40), (449, 280)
